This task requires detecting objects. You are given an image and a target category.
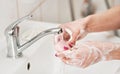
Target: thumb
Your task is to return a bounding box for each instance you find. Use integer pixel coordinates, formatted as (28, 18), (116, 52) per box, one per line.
(63, 28), (79, 45)
(69, 32), (79, 45)
(77, 30), (88, 40)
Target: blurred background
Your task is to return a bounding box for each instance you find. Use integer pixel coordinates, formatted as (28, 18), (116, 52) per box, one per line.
(0, 0), (120, 37)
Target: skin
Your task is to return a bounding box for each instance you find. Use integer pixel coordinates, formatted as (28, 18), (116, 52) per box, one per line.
(57, 5), (120, 68)
(55, 36), (120, 68)
(86, 6), (120, 32)
(60, 5), (120, 44)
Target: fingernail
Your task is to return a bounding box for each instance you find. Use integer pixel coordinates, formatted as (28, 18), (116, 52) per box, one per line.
(64, 46), (69, 50)
(69, 44), (73, 48)
(69, 43), (74, 47)
(70, 41), (75, 44)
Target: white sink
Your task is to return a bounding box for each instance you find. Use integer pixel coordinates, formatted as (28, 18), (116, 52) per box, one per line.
(0, 20), (120, 74)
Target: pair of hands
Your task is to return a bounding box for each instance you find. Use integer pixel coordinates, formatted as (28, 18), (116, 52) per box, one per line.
(54, 16), (120, 68)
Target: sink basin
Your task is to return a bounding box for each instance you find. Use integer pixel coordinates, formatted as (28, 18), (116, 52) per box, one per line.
(0, 20), (120, 74)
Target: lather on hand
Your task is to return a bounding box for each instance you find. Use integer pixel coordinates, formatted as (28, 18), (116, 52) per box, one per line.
(54, 34), (120, 68)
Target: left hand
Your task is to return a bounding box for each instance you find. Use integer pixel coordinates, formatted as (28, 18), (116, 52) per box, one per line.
(55, 42), (103, 68)
(54, 34), (120, 68)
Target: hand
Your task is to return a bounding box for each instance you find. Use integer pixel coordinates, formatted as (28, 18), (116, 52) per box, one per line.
(60, 16), (91, 45)
(55, 41), (104, 68)
(54, 34), (120, 68)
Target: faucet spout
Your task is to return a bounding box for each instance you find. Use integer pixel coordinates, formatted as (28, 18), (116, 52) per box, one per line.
(5, 15), (62, 59)
(18, 27), (62, 53)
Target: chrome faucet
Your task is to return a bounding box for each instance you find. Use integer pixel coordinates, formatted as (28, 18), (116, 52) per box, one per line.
(5, 15), (62, 59)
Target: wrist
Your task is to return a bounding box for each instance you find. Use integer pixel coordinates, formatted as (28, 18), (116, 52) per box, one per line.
(84, 15), (95, 33)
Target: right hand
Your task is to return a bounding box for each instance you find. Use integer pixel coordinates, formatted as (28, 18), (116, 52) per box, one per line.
(60, 16), (91, 45)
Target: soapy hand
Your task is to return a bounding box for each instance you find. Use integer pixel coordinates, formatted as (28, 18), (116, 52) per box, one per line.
(60, 16), (91, 45)
(54, 34), (120, 68)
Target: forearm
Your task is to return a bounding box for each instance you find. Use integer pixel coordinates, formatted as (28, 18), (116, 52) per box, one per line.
(86, 5), (120, 32)
(86, 42), (120, 60)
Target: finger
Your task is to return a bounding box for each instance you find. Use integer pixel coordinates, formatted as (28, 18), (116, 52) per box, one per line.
(60, 25), (71, 41)
(61, 57), (71, 64)
(77, 31), (88, 40)
(69, 32), (79, 45)
(55, 52), (65, 58)
(80, 54), (88, 68)
(63, 30), (70, 41)
(82, 51), (94, 68)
